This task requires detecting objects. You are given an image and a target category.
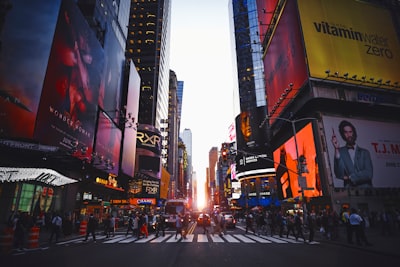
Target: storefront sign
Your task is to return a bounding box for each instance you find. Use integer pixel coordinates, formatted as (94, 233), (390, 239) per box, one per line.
(129, 198), (156, 205)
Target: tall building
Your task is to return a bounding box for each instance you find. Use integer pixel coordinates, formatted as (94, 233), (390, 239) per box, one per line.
(207, 147), (218, 210)
(229, 0), (276, 209)
(181, 128), (193, 203)
(166, 70), (180, 199)
(126, 0), (171, 130)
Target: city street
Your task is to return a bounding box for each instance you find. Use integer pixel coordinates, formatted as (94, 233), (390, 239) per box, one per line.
(2, 221), (399, 267)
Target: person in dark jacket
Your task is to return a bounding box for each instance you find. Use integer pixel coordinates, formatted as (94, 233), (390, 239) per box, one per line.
(84, 214), (97, 242)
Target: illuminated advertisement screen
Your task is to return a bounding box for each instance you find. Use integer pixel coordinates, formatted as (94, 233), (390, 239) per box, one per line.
(235, 106), (274, 179)
(34, 0), (104, 156)
(0, 0), (61, 139)
(263, 0), (308, 118)
(93, 111), (121, 175)
(99, 26), (125, 117)
(298, 0), (400, 89)
(322, 116), (400, 188)
(273, 123), (323, 200)
(135, 124), (162, 179)
(121, 61), (140, 177)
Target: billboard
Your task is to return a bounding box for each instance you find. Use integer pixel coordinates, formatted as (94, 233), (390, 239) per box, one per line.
(298, 0), (400, 89)
(323, 116), (400, 188)
(235, 106), (274, 179)
(121, 61), (140, 177)
(34, 0), (104, 158)
(0, 0), (61, 139)
(134, 124), (162, 180)
(273, 123), (322, 199)
(93, 111), (121, 175)
(263, 0), (308, 118)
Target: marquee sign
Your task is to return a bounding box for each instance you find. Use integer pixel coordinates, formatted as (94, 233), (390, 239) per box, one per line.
(0, 167), (77, 186)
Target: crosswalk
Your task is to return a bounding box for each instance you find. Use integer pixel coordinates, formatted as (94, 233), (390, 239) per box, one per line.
(56, 232), (320, 245)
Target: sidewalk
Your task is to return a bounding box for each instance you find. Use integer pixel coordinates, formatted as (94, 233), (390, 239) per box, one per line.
(312, 225), (400, 258)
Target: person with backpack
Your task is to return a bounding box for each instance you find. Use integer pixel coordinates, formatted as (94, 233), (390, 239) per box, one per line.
(84, 214), (97, 242)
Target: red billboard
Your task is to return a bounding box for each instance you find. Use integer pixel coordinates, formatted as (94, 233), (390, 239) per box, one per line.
(263, 0), (308, 119)
(34, 0), (104, 158)
(0, 0), (61, 139)
(273, 123), (323, 199)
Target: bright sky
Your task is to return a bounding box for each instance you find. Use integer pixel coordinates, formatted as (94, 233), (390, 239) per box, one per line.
(169, 0), (239, 206)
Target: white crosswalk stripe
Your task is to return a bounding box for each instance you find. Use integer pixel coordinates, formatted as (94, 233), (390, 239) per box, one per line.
(60, 233), (319, 245)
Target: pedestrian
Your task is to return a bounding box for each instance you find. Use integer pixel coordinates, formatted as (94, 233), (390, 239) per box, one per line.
(49, 212), (63, 243)
(202, 214), (209, 234)
(294, 212), (306, 243)
(276, 210), (285, 237)
(342, 207), (352, 244)
(182, 213), (190, 239)
(175, 214), (183, 239)
(103, 215), (110, 238)
(349, 208), (363, 246)
(126, 215), (134, 236)
(245, 212), (255, 234)
(108, 215), (115, 237)
(286, 214), (296, 238)
(256, 212), (266, 236)
(133, 213), (140, 238)
(155, 214), (166, 237)
(84, 214), (97, 242)
(13, 212), (27, 250)
(141, 213), (149, 238)
(306, 211), (316, 243)
(220, 213), (226, 235)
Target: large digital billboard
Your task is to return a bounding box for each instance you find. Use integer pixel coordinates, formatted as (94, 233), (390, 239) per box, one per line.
(121, 61), (140, 177)
(34, 0), (104, 158)
(235, 106), (275, 179)
(273, 123), (323, 199)
(93, 111), (121, 175)
(298, 0), (400, 89)
(263, 0), (308, 118)
(0, 0), (61, 139)
(323, 116), (400, 188)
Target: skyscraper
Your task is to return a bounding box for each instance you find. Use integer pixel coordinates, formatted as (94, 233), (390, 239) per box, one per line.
(126, 0), (171, 129)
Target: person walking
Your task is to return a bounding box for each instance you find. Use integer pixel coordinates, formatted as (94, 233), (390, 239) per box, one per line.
(306, 211), (316, 243)
(126, 215), (134, 236)
(175, 214), (183, 239)
(245, 212), (256, 234)
(182, 213), (190, 239)
(286, 214), (296, 239)
(84, 214), (97, 242)
(202, 214), (209, 234)
(49, 213), (62, 243)
(108, 215), (115, 237)
(349, 208), (363, 246)
(294, 212), (306, 243)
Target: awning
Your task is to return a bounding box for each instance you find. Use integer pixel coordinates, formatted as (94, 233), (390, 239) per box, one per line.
(0, 167), (78, 186)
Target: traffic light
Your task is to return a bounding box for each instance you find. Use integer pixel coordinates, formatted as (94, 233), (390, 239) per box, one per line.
(298, 155), (309, 174)
(222, 149), (228, 161)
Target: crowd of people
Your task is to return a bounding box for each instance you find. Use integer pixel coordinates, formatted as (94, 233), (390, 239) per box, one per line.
(3, 207), (400, 250)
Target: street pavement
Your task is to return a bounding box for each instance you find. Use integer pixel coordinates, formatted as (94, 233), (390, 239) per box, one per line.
(5, 222), (399, 258)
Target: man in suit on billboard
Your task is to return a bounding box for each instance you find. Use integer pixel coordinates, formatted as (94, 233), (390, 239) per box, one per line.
(331, 120), (373, 188)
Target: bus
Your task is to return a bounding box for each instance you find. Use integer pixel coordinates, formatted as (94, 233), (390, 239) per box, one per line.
(163, 199), (188, 227)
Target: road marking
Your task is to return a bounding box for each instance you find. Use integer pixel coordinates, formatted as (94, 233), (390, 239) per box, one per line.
(197, 234), (208, 242)
(210, 234), (225, 242)
(233, 234), (256, 243)
(222, 234), (240, 243)
(150, 234), (172, 243)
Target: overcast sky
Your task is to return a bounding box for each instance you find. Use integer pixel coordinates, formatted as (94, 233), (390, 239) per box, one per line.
(169, 0), (239, 193)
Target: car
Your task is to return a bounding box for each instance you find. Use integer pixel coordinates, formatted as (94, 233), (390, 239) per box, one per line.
(223, 213), (236, 228)
(197, 213), (211, 226)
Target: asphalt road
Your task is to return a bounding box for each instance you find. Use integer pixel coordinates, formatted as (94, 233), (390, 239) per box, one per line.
(2, 221), (399, 267)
